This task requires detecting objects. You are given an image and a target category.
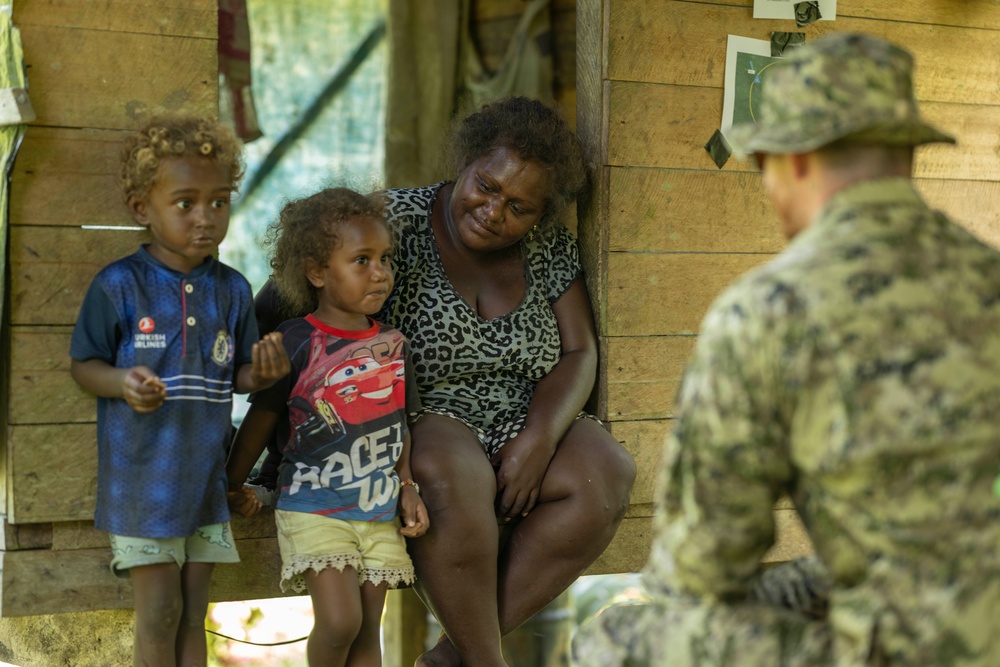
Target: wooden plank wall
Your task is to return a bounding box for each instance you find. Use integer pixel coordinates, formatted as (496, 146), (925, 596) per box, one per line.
(577, 0), (1000, 574)
(0, 0), (307, 616)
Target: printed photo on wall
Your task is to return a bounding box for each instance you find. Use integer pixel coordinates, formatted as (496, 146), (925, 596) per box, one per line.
(753, 0), (837, 23)
(721, 35), (782, 143)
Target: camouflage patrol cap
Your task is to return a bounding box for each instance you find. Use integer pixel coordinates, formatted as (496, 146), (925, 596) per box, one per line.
(727, 32), (955, 158)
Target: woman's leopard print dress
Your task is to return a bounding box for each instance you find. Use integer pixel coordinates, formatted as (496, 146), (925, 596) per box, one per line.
(376, 183), (585, 456)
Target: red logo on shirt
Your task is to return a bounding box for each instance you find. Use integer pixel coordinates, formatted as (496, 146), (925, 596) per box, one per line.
(138, 317), (155, 333)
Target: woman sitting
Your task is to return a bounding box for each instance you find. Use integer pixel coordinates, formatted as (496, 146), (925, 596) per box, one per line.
(382, 97), (634, 667)
(255, 96), (636, 667)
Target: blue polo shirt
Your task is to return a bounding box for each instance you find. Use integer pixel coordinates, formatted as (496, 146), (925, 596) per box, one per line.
(71, 246), (257, 538)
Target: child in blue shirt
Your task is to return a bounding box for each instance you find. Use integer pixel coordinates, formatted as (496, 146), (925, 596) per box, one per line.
(226, 187), (428, 666)
(70, 114), (290, 667)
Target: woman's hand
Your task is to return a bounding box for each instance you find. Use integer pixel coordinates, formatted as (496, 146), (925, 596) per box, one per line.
(490, 426), (557, 521)
(489, 278), (598, 521)
(398, 485), (430, 538)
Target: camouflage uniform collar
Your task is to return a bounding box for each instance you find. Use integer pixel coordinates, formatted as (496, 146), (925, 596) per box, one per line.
(822, 177), (921, 212)
(799, 178), (924, 241)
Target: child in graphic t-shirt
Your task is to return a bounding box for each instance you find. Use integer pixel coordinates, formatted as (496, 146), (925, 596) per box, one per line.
(226, 187), (428, 666)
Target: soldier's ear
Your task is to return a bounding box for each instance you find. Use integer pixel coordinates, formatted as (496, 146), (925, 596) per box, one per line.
(790, 153), (811, 180)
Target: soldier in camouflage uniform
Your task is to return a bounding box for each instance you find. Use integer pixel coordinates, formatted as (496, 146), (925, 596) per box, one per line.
(573, 32), (1000, 667)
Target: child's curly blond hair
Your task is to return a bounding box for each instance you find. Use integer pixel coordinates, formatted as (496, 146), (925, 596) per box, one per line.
(120, 114), (245, 204)
(265, 188), (388, 316)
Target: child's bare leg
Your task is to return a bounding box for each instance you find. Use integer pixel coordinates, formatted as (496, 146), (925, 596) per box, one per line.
(346, 581), (388, 667)
(130, 563), (183, 667)
(176, 562), (214, 667)
(305, 566), (364, 667)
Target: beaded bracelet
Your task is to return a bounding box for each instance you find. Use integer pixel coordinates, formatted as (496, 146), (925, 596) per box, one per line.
(400, 479), (421, 494)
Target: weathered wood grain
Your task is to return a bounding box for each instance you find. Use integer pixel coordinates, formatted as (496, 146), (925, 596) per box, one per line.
(608, 82), (729, 171)
(9, 226), (144, 326)
(679, 0), (1000, 30)
(608, 167), (1000, 253)
(606, 252), (773, 336)
(582, 506), (812, 575)
(0, 545), (130, 616)
(7, 503), (277, 553)
(609, 419), (670, 507)
(208, 538), (289, 603)
(585, 515), (650, 574)
(917, 101), (1000, 182)
(917, 179), (1000, 250)
(8, 370), (92, 426)
(10, 327), (91, 425)
(0, 524), (730, 615)
(609, 167), (785, 253)
(7, 424), (97, 524)
(11, 327), (73, 372)
(0, 537), (292, 616)
(0, 519), (53, 551)
(11, 127), (130, 228)
(20, 24), (216, 130)
(608, 0), (1000, 106)
(607, 80), (1000, 182)
(605, 335), (695, 422)
(13, 0), (217, 38)
(835, 0), (1000, 29)
(576, 0), (610, 335)
(49, 521), (106, 551)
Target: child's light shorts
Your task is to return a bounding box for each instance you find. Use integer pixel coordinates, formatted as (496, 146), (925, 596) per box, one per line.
(275, 509), (415, 594)
(109, 522), (240, 577)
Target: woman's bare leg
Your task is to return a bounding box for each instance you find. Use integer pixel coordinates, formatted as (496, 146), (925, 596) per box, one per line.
(497, 419), (635, 633)
(416, 419), (635, 665)
(410, 414), (507, 667)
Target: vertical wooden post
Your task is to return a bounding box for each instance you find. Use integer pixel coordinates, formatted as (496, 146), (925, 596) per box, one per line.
(382, 588), (428, 667)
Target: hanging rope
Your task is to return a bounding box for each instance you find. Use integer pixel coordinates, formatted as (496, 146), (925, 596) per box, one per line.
(206, 627), (308, 647)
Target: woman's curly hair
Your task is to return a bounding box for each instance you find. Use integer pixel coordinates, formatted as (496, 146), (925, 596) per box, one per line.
(120, 114), (245, 204)
(447, 96), (586, 227)
(264, 188), (387, 316)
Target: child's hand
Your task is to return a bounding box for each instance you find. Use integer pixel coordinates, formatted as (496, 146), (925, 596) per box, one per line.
(398, 485), (429, 538)
(249, 332), (291, 390)
(122, 367), (167, 413)
(227, 486), (262, 517)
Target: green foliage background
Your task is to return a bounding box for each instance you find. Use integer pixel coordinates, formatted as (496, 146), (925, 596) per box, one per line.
(221, 0), (387, 295)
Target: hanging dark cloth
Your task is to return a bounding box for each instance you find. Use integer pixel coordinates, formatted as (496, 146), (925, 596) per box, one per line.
(218, 0), (262, 141)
